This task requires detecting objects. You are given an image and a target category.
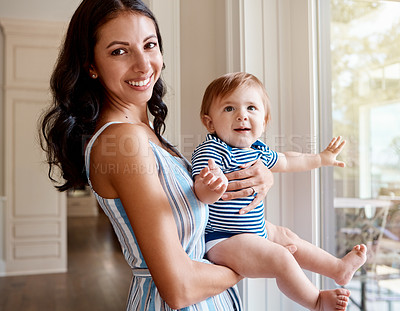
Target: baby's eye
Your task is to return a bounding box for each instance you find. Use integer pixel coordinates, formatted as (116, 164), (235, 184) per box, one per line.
(248, 105), (256, 111)
(224, 106), (234, 112)
(111, 48), (127, 56)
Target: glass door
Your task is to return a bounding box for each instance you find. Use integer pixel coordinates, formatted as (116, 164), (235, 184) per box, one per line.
(323, 1), (400, 310)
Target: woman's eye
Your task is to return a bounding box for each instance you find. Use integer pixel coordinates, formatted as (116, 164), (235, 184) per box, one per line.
(224, 106), (234, 112)
(145, 42), (157, 49)
(111, 48), (126, 56)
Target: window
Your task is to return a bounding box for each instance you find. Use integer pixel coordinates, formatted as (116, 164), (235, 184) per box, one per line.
(322, 1), (400, 309)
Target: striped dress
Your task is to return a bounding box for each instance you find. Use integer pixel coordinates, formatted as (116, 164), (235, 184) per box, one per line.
(84, 122), (242, 311)
(191, 134), (278, 243)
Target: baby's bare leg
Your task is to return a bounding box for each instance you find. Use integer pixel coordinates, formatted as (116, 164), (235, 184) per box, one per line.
(207, 234), (350, 310)
(266, 221), (367, 286)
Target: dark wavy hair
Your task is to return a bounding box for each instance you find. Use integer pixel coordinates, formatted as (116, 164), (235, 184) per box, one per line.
(40, 0), (169, 191)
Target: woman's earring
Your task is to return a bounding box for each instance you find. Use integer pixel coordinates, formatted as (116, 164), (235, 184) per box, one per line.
(91, 73), (97, 79)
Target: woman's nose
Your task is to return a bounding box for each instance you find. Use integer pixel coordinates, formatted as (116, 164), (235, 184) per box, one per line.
(132, 51), (151, 72)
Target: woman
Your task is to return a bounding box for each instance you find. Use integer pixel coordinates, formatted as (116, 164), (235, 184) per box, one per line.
(40, 0), (273, 309)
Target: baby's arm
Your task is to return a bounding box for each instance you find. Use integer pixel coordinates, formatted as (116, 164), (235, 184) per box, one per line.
(194, 159), (228, 204)
(271, 136), (346, 173)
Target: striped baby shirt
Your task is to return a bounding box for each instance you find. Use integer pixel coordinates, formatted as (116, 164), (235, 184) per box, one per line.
(191, 134), (278, 243)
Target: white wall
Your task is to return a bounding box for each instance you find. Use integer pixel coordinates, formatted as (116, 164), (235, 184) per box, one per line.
(0, 0), (81, 22)
(180, 0), (227, 159)
(0, 197), (4, 270)
(0, 0), (81, 196)
(0, 1), (80, 267)
(0, 25), (4, 197)
(0, 23), (5, 267)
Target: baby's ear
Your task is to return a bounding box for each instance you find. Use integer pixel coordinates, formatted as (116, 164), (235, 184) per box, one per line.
(263, 114), (271, 130)
(201, 115), (215, 132)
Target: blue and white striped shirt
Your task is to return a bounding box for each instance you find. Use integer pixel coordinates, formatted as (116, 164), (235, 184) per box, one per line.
(85, 123), (242, 311)
(191, 134), (278, 240)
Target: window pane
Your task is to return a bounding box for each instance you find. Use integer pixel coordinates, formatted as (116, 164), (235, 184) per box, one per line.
(329, 0), (400, 309)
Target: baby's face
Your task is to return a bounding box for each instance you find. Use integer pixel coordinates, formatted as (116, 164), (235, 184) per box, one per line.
(203, 86), (266, 148)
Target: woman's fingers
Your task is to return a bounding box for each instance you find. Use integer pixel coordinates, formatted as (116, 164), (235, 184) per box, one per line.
(238, 194), (263, 214)
(221, 159), (274, 214)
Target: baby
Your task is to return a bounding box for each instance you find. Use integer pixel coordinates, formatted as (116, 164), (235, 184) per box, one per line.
(191, 72), (367, 311)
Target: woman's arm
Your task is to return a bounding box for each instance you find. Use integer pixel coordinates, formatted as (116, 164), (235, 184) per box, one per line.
(90, 124), (241, 309)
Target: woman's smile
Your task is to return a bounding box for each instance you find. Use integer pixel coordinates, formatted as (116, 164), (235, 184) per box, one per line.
(126, 73), (153, 88)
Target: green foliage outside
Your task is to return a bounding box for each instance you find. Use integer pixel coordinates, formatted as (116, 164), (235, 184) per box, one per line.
(330, 0), (400, 197)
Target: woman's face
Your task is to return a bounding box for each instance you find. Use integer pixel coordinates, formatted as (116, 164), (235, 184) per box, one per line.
(91, 12), (163, 107)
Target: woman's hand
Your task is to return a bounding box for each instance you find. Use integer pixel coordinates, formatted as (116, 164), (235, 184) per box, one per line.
(221, 159), (273, 214)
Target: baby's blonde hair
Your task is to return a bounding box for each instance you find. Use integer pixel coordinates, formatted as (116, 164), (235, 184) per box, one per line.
(200, 72), (271, 125)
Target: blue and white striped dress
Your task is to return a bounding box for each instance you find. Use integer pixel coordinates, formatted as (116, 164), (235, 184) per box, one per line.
(85, 122), (242, 311)
(191, 134), (278, 245)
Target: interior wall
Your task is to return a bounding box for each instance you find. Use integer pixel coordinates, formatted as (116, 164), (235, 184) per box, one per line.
(0, 0), (81, 22)
(180, 0), (227, 159)
(0, 1), (80, 195)
(0, 26), (4, 197)
(0, 0), (85, 274)
(0, 5), (79, 272)
(0, 25), (4, 267)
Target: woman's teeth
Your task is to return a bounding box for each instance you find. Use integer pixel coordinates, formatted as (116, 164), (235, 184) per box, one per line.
(128, 77), (150, 87)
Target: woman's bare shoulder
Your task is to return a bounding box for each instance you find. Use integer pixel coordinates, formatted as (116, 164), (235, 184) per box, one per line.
(91, 122), (154, 158)
(88, 123), (156, 197)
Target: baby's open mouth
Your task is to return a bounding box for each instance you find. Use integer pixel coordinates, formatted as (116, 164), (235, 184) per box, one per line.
(234, 128), (251, 132)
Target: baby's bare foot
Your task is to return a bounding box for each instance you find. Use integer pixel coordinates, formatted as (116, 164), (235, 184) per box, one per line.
(313, 288), (350, 311)
(336, 244), (367, 286)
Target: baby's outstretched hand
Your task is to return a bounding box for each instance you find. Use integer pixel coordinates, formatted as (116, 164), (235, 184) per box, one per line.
(198, 159), (228, 195)
(320, 136), (346, 167)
